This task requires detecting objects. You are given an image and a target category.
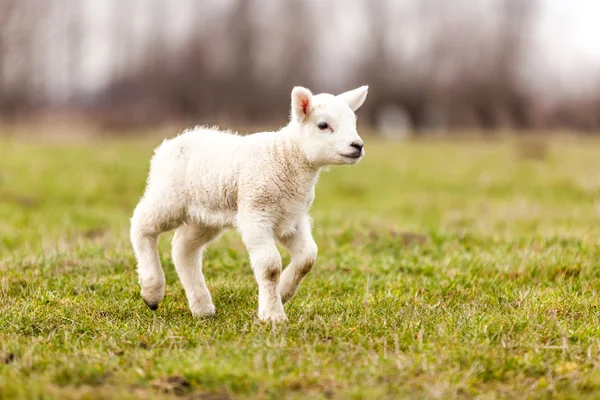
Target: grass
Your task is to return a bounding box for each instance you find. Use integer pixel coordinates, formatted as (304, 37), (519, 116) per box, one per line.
(1, 133), (600, 399)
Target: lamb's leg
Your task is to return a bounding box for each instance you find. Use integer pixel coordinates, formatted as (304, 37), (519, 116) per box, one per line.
(238, 216), (286, 322)
(279, 216), (318, 304)
(172, 224), (220, 317)
(130, 198), (181, 310)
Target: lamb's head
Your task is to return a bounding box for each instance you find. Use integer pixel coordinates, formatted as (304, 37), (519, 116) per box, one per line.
(290, 85), (368, 167)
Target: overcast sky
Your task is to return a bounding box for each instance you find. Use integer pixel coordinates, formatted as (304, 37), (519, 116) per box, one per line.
(68, 0), (600, 99)
(532, 0), (600, 96)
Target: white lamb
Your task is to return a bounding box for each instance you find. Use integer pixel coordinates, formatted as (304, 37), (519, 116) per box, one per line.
(130, 85), (368, 322)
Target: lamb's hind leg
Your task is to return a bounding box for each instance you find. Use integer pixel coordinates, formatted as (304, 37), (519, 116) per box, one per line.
(130, 197), (182, 310)
(172, 223), (221, 317)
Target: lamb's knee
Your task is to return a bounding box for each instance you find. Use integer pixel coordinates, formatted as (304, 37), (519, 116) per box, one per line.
(264, 265), (281, 283)
(262, 256), (282, 283)
(299, 242), (318, 275)
(299, 259), (315, 276)
(252, 250), (282, 284)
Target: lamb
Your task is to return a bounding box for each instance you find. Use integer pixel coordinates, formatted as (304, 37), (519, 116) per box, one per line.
(130, 85), (368, 322)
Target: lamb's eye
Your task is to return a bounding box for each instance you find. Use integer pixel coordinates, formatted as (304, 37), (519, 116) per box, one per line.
(317, 122), (329, 130)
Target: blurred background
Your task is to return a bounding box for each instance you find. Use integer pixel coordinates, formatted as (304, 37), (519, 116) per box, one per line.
(0, 0), (599, 135)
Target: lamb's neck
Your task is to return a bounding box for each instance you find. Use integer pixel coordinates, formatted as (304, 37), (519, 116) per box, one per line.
(271, 126), (320, 187)
(277, 124), (321, 169)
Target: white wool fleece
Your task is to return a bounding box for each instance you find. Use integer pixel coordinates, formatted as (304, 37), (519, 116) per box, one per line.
(130, 85), (368, 322)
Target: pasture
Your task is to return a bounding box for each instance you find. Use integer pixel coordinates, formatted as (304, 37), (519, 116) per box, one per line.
(1, 134), (600, 399)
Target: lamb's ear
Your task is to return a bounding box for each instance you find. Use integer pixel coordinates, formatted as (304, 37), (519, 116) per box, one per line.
(337, 85), (369, 112)
(291, 86), (313, 122)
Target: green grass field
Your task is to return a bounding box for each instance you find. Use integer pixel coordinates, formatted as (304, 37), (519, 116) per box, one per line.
(1, 134), (600, 399)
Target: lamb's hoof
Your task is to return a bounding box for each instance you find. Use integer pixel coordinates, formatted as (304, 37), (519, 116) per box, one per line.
(190, 303), (216, 318)
(144, 298), (159, 311)
(258, 311), (288, 323)
(140, 283), (164, 310)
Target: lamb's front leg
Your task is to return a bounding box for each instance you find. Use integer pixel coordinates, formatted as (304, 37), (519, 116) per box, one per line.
(238, 216), (286, 322)
(279, 216), (318, 304)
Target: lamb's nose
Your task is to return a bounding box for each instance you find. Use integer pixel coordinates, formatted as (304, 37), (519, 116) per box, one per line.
(350, 142), (364, 152)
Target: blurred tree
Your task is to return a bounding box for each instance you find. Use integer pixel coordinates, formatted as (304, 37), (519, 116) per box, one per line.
(5, 0), (600, 133)
(0, 0), (49, 120)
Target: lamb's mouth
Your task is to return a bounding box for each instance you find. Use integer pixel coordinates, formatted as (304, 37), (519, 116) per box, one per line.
(341, 153), (362, 160)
